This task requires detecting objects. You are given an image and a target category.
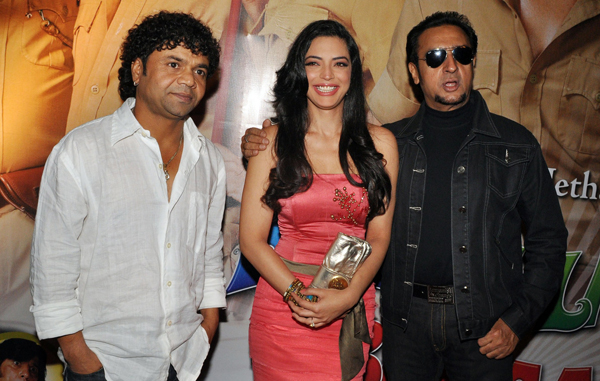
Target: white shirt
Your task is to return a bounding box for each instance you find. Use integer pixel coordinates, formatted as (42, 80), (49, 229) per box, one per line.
(30, 98), (227, 381)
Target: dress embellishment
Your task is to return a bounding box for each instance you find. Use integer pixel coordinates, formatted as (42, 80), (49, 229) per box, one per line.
(331, 186), (368, 225)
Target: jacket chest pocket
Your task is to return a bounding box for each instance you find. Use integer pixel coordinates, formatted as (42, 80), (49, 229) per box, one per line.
(486, 145), (530, 197)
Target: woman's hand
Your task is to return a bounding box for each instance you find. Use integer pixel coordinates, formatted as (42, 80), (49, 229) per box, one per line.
(288, 287), (358, 328)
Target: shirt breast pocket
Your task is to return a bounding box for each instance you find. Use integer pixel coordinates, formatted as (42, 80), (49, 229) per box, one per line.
(21, 0), (77, 70)
(473, 50), (501, 114)
(558, 55), (600, 155)
(486, 144), (530, 198)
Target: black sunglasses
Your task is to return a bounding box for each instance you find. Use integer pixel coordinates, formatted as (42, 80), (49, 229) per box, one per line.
(419, 46), (474, 68)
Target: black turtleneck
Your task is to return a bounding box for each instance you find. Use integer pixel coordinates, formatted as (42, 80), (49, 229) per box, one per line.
(414, 99), (473, 286)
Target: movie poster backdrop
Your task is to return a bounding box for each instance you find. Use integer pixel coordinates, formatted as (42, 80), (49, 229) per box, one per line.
(1, 0), (598, 379)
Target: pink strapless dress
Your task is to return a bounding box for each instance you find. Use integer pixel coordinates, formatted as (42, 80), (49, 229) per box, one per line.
(249, 174), (376, 380)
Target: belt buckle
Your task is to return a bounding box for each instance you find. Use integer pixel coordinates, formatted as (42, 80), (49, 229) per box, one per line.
(427, 285), (454, 304)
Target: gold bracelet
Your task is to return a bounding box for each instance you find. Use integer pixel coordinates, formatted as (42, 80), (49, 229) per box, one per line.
(283, 279), (303, 302)
(301, 292), (318, 303)
(290, 282), (305, 306)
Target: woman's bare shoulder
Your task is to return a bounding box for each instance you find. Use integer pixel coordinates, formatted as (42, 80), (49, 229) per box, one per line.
(368, 123), (397, 150)
(263, 123), (279, 144)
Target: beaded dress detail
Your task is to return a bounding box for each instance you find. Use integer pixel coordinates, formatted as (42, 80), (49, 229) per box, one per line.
(249, 174), (376, 380)
(331, 186), (368, 225)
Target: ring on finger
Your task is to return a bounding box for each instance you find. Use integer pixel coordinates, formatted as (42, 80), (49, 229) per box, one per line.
(244, 135), (249, 143)
(310, 317), (315, 328)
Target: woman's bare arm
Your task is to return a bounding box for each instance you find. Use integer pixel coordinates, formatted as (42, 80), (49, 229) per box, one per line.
(239, 124), (297, 296)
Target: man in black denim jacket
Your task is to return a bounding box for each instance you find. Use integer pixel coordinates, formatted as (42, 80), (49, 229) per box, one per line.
(379, 12), (567, 380)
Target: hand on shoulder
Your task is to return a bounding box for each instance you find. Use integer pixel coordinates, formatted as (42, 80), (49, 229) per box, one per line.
(240, 119), (274, 159)
(251, 123), (277, 161)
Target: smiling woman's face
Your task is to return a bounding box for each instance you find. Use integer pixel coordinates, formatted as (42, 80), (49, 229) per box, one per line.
(304, 36), (352, 112)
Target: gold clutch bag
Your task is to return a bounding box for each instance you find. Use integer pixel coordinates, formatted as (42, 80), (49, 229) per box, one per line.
(309, 232), (372, 290)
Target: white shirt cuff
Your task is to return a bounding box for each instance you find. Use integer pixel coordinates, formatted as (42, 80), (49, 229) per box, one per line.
(30, 300), (84, 340)
(199, 277), (226, 310)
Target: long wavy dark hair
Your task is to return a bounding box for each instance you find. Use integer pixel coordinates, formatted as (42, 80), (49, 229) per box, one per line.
(263, 20), (391, 223)
(118, 11), (221, 101)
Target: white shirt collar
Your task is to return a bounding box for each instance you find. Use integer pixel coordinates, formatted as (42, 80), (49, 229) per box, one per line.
(110, 98), (205, 152)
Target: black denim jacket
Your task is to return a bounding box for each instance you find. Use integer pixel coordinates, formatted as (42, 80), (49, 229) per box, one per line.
(380, 90), (567, 340)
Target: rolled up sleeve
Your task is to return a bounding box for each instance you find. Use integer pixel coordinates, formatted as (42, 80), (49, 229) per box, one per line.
(30, 145), (87, 339)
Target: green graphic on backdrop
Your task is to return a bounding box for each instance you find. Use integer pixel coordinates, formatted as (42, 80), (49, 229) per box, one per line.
(541, 251), (600, 331)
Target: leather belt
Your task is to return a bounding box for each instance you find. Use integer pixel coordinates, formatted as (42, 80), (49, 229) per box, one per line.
(413, 283), (454, 304)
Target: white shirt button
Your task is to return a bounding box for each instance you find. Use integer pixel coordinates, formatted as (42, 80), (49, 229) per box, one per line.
(167, 321), (172, 326)
(167, 243), (171, 248)
(167, 281), (172, 287)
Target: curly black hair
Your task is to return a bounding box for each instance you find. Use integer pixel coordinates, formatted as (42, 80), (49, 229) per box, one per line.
(0, 338), (46, 381)
(118, 11), (221, 101)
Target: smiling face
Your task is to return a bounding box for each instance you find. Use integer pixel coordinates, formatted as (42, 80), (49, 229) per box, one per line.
(132, 45), (210, 126)
(0, 358), (40, 381)
(408, 24), (475, 112)
(304, 36), (352, 112)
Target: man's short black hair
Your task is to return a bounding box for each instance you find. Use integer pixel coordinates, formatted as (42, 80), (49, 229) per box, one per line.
(406, 11), (478, 66)
(0, 338), (46, 380)
(118, 11), (221, 101)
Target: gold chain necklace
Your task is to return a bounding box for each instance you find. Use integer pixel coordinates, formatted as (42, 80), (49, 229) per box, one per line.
(163, 133), (183, 181)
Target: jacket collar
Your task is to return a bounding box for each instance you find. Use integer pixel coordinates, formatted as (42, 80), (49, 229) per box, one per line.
(396, 90), (502, 140)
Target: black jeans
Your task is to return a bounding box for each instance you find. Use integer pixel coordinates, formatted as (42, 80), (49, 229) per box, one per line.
(382, 297), (513, 380)
(65, 364), (179, 381)
(64, 367), (106, 381)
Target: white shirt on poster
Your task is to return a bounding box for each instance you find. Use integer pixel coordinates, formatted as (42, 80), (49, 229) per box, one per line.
(30, 98), (227, 381)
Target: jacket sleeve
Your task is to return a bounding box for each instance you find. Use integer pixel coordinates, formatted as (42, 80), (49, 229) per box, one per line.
(30, 144), (87, 339)
(500, 142), (567, 338)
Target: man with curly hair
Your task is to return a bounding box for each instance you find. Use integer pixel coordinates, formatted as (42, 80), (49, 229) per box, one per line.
(30, 12), (226, 381)
(0, 338), (46, 381)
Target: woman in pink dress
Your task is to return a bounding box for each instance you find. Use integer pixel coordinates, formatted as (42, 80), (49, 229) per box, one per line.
(239, 20), (398, 380)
